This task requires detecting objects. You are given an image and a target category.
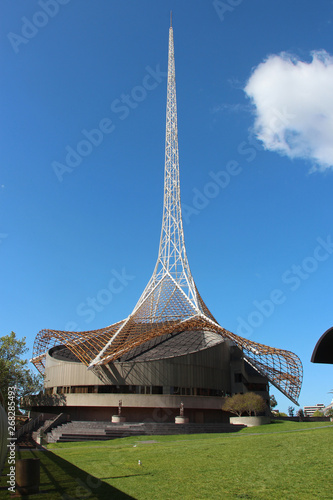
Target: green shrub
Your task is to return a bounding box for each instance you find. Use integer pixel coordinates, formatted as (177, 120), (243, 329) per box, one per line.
(222, 392), (267, 416)
(222, 393), (247, 416)
(312, 409), (324, 417)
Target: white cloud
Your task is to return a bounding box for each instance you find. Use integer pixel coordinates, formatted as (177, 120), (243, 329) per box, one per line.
(244, 50), (333, 171)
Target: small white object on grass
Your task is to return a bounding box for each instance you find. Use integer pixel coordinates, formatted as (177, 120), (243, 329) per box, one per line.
(138, 460), (142, 466)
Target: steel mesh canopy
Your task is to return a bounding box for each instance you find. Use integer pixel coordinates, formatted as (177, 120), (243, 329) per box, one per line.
(31, 21), (302, 405)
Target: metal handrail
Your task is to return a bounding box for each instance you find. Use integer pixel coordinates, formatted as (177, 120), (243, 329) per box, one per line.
(15, 413), (45, 439)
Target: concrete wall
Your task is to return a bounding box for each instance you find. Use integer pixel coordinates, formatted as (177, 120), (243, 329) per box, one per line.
(58, 393), (225, 410)
(230, 416), (270, 427)
(29, 394), (230, 423)
(45, 341), (232, 391)
(45, 354), (101, 387)
(39, 337), (269, 424)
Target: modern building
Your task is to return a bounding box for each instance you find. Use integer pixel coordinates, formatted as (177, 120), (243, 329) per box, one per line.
(323, 400), (333, 415)
(303, 404), (326, 417)
(41, 332), (270, 422)
(30, 19), (302, 423)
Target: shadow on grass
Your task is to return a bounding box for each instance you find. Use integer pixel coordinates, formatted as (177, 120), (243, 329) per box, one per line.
(269, 420), (287, 425)
(100, 474), (151, 480)
(1, 447), (135, 499)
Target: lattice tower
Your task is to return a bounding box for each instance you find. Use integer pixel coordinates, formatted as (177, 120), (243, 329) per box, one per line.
(31, 19), (303, 405)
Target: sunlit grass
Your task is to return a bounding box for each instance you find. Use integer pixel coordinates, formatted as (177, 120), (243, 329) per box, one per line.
(0, 421), (332, 499)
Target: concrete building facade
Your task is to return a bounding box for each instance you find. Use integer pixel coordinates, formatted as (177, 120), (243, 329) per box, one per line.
(30, 330), (269, 422)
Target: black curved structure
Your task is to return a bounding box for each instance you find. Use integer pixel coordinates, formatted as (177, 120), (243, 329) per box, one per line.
(311, 327), (333, 364)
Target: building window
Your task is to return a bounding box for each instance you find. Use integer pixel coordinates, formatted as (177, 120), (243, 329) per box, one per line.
(54, 384), (227, 397)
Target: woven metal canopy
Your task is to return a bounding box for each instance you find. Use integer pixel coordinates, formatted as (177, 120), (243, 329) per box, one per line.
(32, 22), (302, 405)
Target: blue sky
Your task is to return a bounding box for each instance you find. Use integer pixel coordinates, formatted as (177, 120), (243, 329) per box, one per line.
(1, 0), (333, 413)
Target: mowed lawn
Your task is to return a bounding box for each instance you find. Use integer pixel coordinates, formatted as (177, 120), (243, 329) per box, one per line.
(1, 421), (332, 499)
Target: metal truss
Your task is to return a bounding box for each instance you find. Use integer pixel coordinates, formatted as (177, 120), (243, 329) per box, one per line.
(31, 22), (303, 405)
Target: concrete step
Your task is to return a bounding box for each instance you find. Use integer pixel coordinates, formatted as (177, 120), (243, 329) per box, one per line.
(68, 421), (110, 428)
(46, 420), (245, 442)
(106, 430), (147, 437)
(57, 434), (110, 442)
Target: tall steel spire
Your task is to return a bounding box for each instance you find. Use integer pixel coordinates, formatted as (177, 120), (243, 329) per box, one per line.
(32, 21), (303, 405)
(133, 21), (210, 315)
(86, 21), (217, 367)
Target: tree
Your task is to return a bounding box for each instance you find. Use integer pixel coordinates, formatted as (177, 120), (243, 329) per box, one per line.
(243, 392), (267, 416)
(325, 408), (333, 417)
(312, 409), (324, 417)
(0, 332), (43, 413)
(296, 408), (304, 420)
(288, 406), (295, 417)
(222, 393), (247, 417)
(269, 394), (278, 410)
(222, 392), (267, 417)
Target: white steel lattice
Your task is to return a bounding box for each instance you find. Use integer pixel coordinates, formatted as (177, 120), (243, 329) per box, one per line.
(31, 20), (303, 405)
(87, 23), (215, 368)
(135, 25), (200, 312)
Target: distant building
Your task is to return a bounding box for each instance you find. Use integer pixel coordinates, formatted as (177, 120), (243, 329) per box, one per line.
(323, 400), (333, 415)
(303, 403), (325, 416)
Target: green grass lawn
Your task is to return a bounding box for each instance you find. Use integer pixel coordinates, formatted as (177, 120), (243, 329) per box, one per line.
(1, 421), (332, 499)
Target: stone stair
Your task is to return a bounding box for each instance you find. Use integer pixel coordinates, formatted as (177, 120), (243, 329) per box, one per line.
(31, 418), (55, 442)
(32, 413), (69, 444)
(46, 421), (245, 443)
(47, 421), (110, 443)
